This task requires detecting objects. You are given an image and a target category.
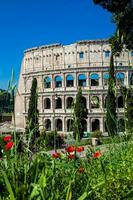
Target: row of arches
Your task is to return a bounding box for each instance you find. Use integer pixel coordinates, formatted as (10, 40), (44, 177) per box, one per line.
(44, 118), (125, 132)
(44, 72), (126, 88)
(44, 95), (125, 110)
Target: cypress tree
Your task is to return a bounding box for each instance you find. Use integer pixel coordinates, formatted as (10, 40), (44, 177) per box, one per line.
(126, 88), (133, 133)
(25, 78), (40, 141)
(106, 53), (117, 136)
(73, 88), (88, 140)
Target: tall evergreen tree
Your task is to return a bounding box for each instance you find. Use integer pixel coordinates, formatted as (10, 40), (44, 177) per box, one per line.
(126, 88), (133, 132)
(25, 78), (40, 140)
(106, 54), (117, 136)
(73, 88), (88, 140)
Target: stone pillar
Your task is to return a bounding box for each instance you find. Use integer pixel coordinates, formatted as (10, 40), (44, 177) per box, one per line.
(63, 117), (65, 132)
(99, 72), (103, 87)
(100, 117), (104, 132)
(87, 117), (91, 132)
(126, 71), (129, 86)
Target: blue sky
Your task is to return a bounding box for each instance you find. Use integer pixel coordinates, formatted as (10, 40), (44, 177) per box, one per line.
(0, 0), (115, 89)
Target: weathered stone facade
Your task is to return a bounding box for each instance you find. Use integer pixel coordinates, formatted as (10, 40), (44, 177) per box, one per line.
(15, 39), (133, 134)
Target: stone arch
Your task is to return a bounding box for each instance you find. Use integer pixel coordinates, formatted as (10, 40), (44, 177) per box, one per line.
(66, 97), (74, 109)
(55, 75), (62, 88)
(44, 76), (51, 88)
(55, 97), (62, 109)
(103, 73), (109, 86)
(78, 74), (86, 87)
(90, 96), (100, 109)
(44, 119), (51, 131)
(67, 119), (74, 132)
(116, 72), (125, 86)
(91, 119), (100, 132)
(44, 98), (51, 109)
(117, 96), (124, 108)
(66, 75), (74, 87)
(90, 73), (99, 86)
(55, 119), (62, 131)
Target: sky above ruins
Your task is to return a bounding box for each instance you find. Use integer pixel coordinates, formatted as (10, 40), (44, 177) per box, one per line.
(0, 0), (115, 89)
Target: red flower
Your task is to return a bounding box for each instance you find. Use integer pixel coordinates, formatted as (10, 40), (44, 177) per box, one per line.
(3, 135), (11, 142)
(92, 151), (101, 159)
(5, 142), (14, 151)
(52, 152), (60, 159)
(68, 154), (75, 159)
(76, 146), (84, 153)
(78, 167), (85, 174)
(66, 146), (75, 153)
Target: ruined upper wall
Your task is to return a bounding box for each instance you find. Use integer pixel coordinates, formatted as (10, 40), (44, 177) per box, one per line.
(22, 39), (133, 74)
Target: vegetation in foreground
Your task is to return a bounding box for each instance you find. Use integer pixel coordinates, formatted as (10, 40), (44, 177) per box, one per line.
(1, 132), (133, 199)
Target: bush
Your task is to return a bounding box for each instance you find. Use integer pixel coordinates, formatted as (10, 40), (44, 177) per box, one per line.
(44, 131), (65, 150)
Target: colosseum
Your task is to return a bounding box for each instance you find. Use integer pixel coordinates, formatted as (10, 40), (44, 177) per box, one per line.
(15, 39), (133, 135)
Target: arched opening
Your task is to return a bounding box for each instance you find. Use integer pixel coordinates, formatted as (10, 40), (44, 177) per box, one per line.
(55, 76), (62, 88)
(67, 119), (74, 132)
(92, 119), (100, 132)
(118, 118), (125, 132)
(44, 98), (51, 109)
(90, 73), (99, 86)
(66, 97), (73, 109)
(90, 96), (100, 109)
(66, 75), (74, 87)
(117, 96), (124, 108)
(116, 72), (125, 86)
(55, 97), (62, 109)
(45, 119), (51, 131)
(81, 119), (87, 132)
(79, 51), (84, 59)
(55, 119), (62, 131)
(44, 76), (51, 88)
(81, 96), (87, 108)
(103, 73), (109, 86)
(78, 74), (86, 87)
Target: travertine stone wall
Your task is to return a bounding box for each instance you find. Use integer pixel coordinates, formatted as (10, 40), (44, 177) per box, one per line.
(15, 39), (133, 133)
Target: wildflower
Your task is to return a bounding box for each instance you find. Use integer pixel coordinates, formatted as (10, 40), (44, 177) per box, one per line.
(76, 146), (84, 153)
(92, 151), (101, 159)
(68, 154), (75, 159)
(66, 146), (75, 153)
(5, 141), (14, 151)
(3, 135), (11, 142)
(78, 167), (85, 174)
(52, 152), (60, 159)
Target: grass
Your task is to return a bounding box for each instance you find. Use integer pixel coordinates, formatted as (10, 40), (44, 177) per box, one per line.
(0, 131), (133, 199)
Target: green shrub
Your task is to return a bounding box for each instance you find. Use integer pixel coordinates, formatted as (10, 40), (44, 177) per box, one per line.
(44, 131), (65, 150)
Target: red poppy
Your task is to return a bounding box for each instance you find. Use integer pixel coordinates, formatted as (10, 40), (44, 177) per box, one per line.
(66, 146), (75, 153)
(68, 154), (75, 159)
(78, 167), (85, 174)
(76, 146), (84, 153)
(52, 152), (60, 159)
(3, 135), (11, 142)
(92, 151), (101, 159)
(5, 141), (14, 151)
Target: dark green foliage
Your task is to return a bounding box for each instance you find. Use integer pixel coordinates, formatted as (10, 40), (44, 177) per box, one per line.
(73, 88), (88, 140)
(126, 88), (133, 132)
(0, 90), (12, 114)
(93, 0), (133, 51)
(106, 54), (117, 136)
(44, 131), (65, 150)
(25, 78), (40, 141)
